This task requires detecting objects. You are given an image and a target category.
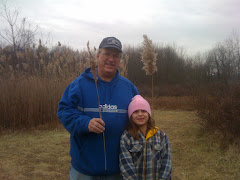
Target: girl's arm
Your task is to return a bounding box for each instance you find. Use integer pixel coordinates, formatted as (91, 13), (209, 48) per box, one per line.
(119, 135), (138, 180)
(159, 134), (172, 180)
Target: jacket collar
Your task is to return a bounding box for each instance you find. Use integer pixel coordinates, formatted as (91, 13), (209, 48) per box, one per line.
(146, 127), (159, 140)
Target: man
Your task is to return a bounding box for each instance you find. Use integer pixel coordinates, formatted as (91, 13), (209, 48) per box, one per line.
(57, 37), (138, 180)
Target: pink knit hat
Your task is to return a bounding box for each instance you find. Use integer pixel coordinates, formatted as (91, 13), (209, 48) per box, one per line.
(128, 95), (151, 118)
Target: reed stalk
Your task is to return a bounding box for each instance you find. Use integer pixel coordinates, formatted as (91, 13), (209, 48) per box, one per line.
(140, 34), (158, 180)
(120, 54), (129, 78)
(141, 34), (158, 111)
(87, 41), (107, 171)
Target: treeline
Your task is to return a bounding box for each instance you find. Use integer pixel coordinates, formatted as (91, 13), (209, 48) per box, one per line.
(2, 33), (239, 94)
(126, 32), (240, 96)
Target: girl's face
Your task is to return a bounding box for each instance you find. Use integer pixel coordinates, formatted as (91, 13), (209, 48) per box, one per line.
(131, 110), (149, 128)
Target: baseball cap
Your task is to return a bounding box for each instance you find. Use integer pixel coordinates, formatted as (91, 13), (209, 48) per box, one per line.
(99, 37), (122, 52)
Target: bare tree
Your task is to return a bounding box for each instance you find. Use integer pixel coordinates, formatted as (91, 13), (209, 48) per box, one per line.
(204, 31), (240, 86)
(0, 0), (39, 51)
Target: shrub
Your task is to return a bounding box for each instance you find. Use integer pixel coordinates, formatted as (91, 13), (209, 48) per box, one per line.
(196, 84), (240, 146)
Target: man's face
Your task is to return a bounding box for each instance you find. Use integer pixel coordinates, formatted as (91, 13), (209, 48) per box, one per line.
(97, 48), (121, 80)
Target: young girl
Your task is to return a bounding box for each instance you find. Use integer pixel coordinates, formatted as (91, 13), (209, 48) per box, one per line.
(119, 95), (172, 180)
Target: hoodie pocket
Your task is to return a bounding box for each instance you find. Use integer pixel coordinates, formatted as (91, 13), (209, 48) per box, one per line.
(73, 134), (89, 154)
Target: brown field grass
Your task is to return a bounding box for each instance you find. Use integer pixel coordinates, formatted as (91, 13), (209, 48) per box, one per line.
(146, 96), (195, 111)
(0, 110), (239, 180)
(0, 74), (195, 130)
(0, 77), (73, 131)
(154, 110), (240, 180)
(0, 127), (70, 180)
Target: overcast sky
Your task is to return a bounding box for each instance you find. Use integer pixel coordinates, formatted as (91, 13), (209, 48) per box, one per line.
(1, 0), (240, 55)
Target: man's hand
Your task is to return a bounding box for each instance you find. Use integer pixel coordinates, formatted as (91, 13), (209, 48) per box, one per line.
(88, 118), (105, 134)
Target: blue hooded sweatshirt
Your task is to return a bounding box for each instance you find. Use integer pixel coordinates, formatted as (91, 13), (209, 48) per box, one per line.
(57, 68), (138, 176)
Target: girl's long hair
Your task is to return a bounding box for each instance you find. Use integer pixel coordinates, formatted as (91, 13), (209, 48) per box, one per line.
(126, 114), (155, 140)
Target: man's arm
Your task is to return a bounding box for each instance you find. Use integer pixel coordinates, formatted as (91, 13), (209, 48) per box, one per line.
(57, 79), (92, 135)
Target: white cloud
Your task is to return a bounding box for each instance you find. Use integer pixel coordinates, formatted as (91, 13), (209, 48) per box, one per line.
(1, 0), (240, 55)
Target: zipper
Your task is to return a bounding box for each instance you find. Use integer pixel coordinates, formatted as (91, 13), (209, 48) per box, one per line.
(143, 139), (147, 180)
(152, 137), (155, 180)
(103, 132), (107, 171)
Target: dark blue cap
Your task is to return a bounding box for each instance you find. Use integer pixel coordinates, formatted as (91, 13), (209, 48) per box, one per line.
(99, 37), (122, 52)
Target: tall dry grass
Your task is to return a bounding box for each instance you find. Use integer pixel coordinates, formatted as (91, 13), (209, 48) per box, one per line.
(120, 54), (129, 78)
(0, 41), (89, 79)
(0, 77), (73, 131)
(145, 96), (195, 111)
(140, 35), (158, 110)
(0, 41), (92, 131)
(0, 40), (195, 131)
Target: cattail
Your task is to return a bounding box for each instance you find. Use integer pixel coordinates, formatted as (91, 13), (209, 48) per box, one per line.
(16, 51), (24, 59)
(22, 63), (29, 70)
(87, 41), (97, 81)
(5, 46), (12, 52)
(141, 34), (158, 180)
(141, 35), (158, 75)
(40, 59), (44, 65)
(0, 64), (3, 72)
(0, 55), (6, 62)
(141, 35), (158, 103)
(87, 41), (107, 171)
(9, 65), (14, 71)
(120, 54), (129, 78)
(8, 55), (12, 62)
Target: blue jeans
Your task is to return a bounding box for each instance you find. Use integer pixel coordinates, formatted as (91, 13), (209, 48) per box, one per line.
(69, 165), (122, 180)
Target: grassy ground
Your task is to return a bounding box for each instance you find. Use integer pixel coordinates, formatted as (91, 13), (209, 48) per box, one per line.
(0, 110), (239, 179)
(0, 129), (70, 180)
(154, 110), (240, 180)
